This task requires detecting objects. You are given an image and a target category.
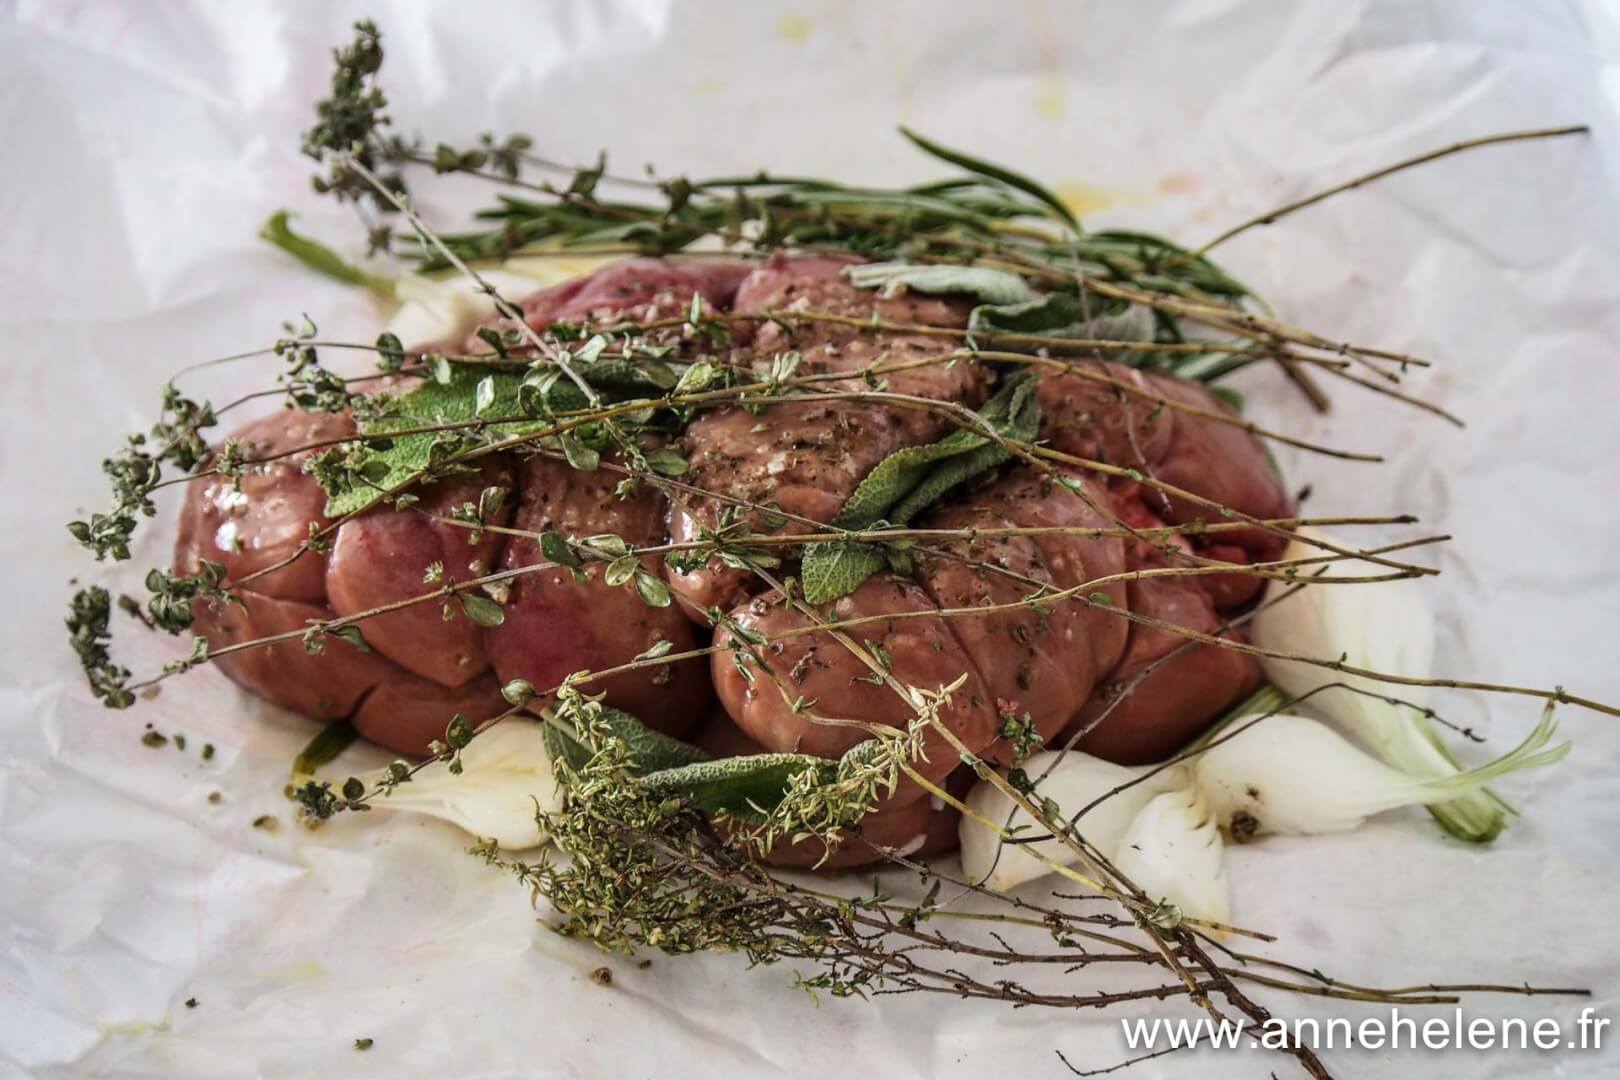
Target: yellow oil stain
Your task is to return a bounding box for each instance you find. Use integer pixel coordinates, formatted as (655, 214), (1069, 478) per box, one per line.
(690, 76), (727, 96)
(1055, 183), (1115, 219)
(1033, 77), (1065, 122)
(777, 13), (812, 43)
(97, 1018), (171, 1037)
(1055, 183), (1154, 220)
(255, 958), (329, 981)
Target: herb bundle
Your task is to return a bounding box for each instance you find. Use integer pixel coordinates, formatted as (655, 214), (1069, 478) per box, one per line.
(60, 20), (1605, 1078)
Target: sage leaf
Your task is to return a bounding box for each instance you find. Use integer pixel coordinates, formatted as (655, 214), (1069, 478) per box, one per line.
(319, 367), (547, 518)
(888, 375), (1040, 522)
(798, 374), (1042, 605)
(800, 541), (889, 606)
(968, 291), (1155, 345)
(845, 263), (1037, 307)
(639, 753), (834, 820)
(542, 706), (710, 776)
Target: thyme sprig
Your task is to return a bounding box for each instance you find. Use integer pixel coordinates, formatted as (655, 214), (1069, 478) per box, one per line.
(68, 383), (216, 562)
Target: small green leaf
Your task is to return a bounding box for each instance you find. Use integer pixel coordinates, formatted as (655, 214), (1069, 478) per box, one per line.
(633, 571), (672, 608)
(582, 533), (629, 557)
(1208, 385), (1245, 413)
(644, 447), (689, 476)
(474, 327), (509, 358)
(636, 639), (675, 661)
(559, 432), (600, 472)
(374, 332), (405, 372)
(459, 593), (506, 627)
(639, 753), (834, 819)
(330, 625), (371, 652)
(603, 555), (639, 588)
(498, 680), (535, 708)
(674, 360), (719, 395)
(446, 713), (474, 750)
(540, 531), (579, 567)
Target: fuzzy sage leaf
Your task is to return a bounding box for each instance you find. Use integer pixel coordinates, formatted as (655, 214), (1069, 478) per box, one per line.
(800, 375), (1043, 604)
(541, 705), (710, 776)
(639, 753), (836, 819)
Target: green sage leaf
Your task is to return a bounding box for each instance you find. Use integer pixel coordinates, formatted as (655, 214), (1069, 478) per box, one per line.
(639, 753), (834, 819)
(968, 291), (1155, 344)
(543, 706), (710, 776)
(800, 541), (889, 606)
(798, 374), (1042, 605)
(845, 263), (1037, 307)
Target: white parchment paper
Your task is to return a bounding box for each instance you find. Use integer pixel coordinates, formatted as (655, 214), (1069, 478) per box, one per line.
(3, 2), (1619, 1077)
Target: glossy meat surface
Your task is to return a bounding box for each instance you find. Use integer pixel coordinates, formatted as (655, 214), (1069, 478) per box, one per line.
(668, 253), (988, 616)
(326, 459), (513, 687)
(1036, 359), (1292, 583)
(174, 410), (355, 602)
(485, 453), (709, 738)
(711, 576), (997, 801)
(174, 256), (1292, 791)
(914, 467), (1128, 759)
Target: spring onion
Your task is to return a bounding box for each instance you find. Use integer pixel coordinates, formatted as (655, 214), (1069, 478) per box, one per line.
(1111, 787), (1229, 926)
(1252, 527), (1519, 842)
(362, 719), (562, 849)
(1194, 707), (1566, 838)
(958, 751), (1185, 892)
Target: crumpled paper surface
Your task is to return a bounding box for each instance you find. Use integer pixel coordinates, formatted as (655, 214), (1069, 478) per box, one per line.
(3, 2), (1619, 1076)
